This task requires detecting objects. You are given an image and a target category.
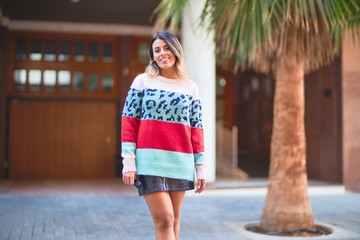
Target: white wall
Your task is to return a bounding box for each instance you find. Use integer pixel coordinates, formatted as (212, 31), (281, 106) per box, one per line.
(182, 0), (216, 182)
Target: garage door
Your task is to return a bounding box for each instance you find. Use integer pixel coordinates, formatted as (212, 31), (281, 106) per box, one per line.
(6, 32), (120, 178)
(9, 99), (117, 178)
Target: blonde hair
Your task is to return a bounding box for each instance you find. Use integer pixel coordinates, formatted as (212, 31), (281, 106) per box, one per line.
(145, 31), (188, 79)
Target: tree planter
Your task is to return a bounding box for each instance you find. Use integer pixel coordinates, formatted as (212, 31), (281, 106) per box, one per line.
(246, 223), (332, 237)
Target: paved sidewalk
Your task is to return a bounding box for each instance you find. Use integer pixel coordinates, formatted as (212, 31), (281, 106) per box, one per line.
(0, 179), (359, 240)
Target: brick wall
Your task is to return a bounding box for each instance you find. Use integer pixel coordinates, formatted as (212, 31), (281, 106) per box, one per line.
(342, 29), (360, 192)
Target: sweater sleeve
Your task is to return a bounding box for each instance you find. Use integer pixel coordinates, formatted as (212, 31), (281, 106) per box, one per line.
(121, 75), (144, 173)
(190, 83), (206, 167)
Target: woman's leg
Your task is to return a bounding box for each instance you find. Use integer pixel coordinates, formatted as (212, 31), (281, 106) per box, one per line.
(169, 191), (185, 239)
(144, 191), (186, 240)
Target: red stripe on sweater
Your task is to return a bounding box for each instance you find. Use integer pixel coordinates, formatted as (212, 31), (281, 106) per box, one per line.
(191, 127), (204, 153)
(121, 116), (139, 142)
(137, 120), (200, 154)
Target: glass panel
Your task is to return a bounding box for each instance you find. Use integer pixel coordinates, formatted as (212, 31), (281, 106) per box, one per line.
(44, 40), (56, 61)
(102, 73), (113, 91)
(88, 73), (99, 92)
(15, 38), (27, 60)
(88, 41), (99, 62)
(13, 69), (26, 91)
(30, 39), (42, 61)
(103, 42), (113, 62)
(251, 77), (259, 91)
(216, 77), (226, 96)
(138, 42), (148, 63)
(59, 40), (70, 61)
(43, 70), (56, 92)
(58, 70), (71, 91)
(74, 41), (85, 62)
(29, 70), (41, 91)
(73, 72), (84, 92)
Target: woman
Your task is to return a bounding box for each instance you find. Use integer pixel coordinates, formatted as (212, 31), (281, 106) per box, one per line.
(121, 31), (206, 240)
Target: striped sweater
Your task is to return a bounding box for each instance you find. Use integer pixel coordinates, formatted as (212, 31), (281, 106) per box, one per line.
(121, 73), (205, 181)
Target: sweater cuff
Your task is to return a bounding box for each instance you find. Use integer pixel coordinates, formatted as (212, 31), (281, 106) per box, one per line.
(195, 164), (207, 180)
(122, 158), (136, 174)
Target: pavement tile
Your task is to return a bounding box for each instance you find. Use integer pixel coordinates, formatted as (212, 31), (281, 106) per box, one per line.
(0, 180), (359, 240)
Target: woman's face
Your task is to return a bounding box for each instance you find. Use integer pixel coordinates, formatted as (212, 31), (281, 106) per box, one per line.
(152, 39), (176, 71)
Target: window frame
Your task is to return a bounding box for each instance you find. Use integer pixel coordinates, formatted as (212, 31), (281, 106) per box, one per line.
(7, 31), (119, 100)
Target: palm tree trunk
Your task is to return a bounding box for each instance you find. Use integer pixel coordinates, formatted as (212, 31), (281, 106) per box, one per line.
(260, 54), (314, 232)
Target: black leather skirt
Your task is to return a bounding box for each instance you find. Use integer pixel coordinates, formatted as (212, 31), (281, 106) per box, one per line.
(136, 175), (194, 196)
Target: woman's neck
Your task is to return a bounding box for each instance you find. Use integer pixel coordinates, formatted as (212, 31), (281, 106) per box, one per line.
(160, 68), (178, 79)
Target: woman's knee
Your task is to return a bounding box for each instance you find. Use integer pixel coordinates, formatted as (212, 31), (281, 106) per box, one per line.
(153, 212), (174, 230)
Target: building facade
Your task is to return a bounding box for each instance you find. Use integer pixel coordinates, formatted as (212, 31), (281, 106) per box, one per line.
(0, 0), (359, 192)
(0, 0), (217, 182)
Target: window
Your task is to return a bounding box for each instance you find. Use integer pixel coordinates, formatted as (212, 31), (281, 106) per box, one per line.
(88, 73), (99, 92)
(13, 69), (26, 91)
(44, 70), (56, 92)
(30, 39), (42, 61)
(15, 38), (26, 60)
(44, 40), (56, 61)
(89, 42), (99, 62)
(58, 70), (71, 92)
(103, 42), (113, 62)
(102, 73), (114, 91)
(138, 42), (148, 63)
(28, 70), (41, 91)
(73, 72), (84, 92)
(74, 41), (85, 62)
(59, 40), (70, 62)
(10, 32), (118, 99)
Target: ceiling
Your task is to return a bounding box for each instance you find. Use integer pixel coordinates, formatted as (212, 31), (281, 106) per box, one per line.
(0, 0), (161, 26)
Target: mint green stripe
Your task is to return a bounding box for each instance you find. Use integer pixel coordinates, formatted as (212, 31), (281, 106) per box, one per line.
(194, 153), (205, 165)
(122, 142), (136, 155)
(136, 149), (195, 181)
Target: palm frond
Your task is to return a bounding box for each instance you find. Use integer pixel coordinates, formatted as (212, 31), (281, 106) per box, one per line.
(153, 0), (360, 73)
(152, 0), (188, 33)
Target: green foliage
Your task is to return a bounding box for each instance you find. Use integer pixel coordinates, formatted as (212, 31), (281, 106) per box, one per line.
(153, 0), (188, 32)
(154, 0), (360, 73)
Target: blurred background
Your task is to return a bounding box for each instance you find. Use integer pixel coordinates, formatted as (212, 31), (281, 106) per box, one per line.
(0, 0), (359, 193)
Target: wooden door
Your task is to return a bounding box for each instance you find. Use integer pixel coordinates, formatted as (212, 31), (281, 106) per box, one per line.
(9, 99), (117, 178)
(233, 70), (274, 177)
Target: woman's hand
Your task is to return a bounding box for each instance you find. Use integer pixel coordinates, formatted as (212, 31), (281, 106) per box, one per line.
(195, 179), (206, 194)
(122, 171), (136, 186)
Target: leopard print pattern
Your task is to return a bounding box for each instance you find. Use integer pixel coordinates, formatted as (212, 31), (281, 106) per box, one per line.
(123, 88), (143, 119)
(123, 88), (202, 128)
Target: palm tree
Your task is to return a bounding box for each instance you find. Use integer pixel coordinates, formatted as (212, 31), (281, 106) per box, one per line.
(153, 0), (360, 232)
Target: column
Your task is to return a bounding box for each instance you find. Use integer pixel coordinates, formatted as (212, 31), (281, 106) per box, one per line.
(182, 0), (216, 182)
